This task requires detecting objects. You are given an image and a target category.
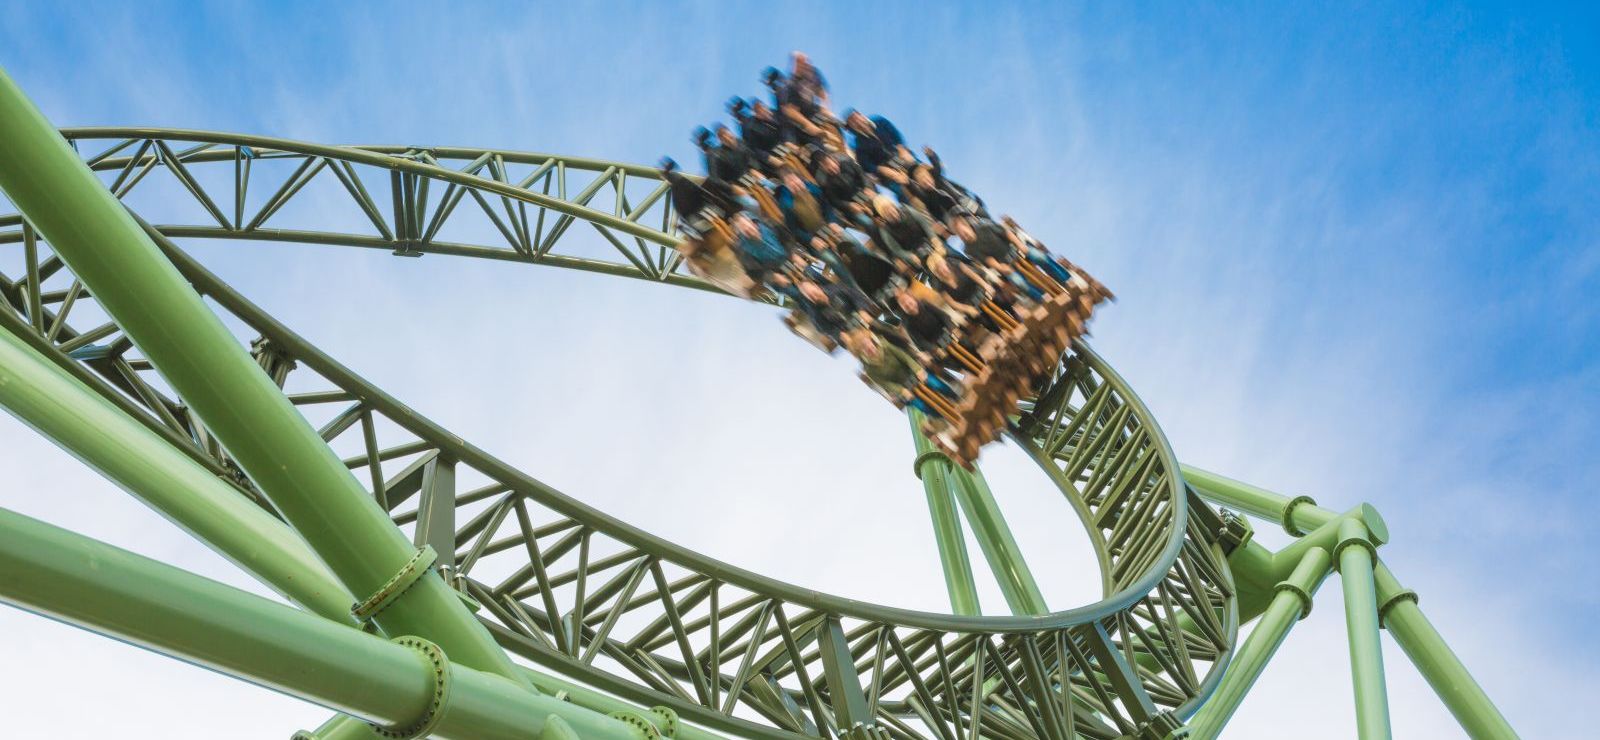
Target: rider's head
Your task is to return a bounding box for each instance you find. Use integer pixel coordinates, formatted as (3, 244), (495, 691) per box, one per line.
(949, 215), (976, 242)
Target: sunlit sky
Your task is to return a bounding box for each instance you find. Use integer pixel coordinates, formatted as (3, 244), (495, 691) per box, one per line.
(0, 1), (1596, 737)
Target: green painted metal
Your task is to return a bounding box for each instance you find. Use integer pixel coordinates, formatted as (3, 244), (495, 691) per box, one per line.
(0, 316), (355, 623)
(1182, 465), (1336, 535)
(1186, 546), (1333, 739)
(0, 110), (1520, 738)
(948, 465), (1049, 615)
(0, 66), (528, 688)
(1189, 467), (1517, 739)
(521, 669), (724, 740)
(1337, 519), (1392, 740)
(1372, 565), (1519, 739)
(909, 410), (981, 616)
(0, 505), (642, 740)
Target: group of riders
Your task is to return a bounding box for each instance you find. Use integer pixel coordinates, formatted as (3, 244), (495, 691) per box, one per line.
(661, 53), (1111, 464)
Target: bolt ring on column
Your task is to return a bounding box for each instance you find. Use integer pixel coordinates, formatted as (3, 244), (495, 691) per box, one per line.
(1280, 495), (1318, 536)
(371, 636), (453, 739)
(1332, 531), (1378, 571)
(351, 545), (438, 626)
(1274, 580), (1317, 621)
(912, 449), (950, 479)
(1377, 588), (1419, 628)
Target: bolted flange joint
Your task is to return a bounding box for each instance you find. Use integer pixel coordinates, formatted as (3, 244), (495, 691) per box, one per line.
(1280, 495), (1318, 536)
(608, 709), (663, 738)
(370, 636), (452, 739)
(648, 706), (680, 738)
(912, 449), (952, 480)
(1331, 524), (1378, 572)
(1275, 580), (1317, 621)
(1377, 588), (1419, 629)
(351, 545), (438, 627)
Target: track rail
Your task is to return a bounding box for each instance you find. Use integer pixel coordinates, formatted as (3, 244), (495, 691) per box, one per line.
(0, 129), (1236, 739)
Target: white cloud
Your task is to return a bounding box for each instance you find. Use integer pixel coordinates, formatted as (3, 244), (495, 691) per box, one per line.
(1, 2), (1593, 737)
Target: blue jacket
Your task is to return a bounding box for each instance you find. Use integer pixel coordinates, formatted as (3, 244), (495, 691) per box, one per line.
(737, 221), (788, 271)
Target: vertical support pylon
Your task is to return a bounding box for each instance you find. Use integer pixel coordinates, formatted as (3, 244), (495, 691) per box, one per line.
(1337, 518), (1393, 739)
(910, 410), (982, 616)
(1372, 565), (1519, 739)
(1186, 466), (1517, 738)
(1187, 546), (1334, 739)
(949, 464), (1049, 615)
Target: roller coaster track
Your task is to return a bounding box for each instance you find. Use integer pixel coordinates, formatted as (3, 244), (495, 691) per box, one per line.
(0, 129), (1237, 739)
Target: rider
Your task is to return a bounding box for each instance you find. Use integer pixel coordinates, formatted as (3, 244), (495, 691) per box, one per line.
(844, 110), (909, 183)
(706, 124), (760, 184)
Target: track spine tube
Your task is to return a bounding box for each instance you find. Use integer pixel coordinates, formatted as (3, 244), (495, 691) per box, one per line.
(0, 315), (356, 623)
(0, 506), (644, 740)
(0, 66), (531, 690)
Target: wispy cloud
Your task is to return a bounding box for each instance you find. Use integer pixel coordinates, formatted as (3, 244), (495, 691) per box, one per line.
(1, 1), (1595, 737)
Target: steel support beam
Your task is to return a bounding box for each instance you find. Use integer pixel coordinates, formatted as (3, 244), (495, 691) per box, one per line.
(1185, 464), (1516, 739)
(909, 411), (981, 616)
(0, 66), (527, 687)
(1336, 519), (1391, 739)
(1371, 566), (1518, 739)
(0, 505), (642, 740)
(0, 317), (355, 623)
(1186, 546), (1333, 739)
(948, 465), (1049, 615)
(1181, 465), (1336, 535)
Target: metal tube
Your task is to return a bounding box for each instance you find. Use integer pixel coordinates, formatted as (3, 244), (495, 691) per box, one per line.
(521, 669), (725, 740)
(1189, 466), (1519, 738)
(0, 509), (633, 740)
(0, 65), (527, 687)
(1372, 565), (1518, 739)
(1182, 464), (1335, 534)
(1186, 546), (1333, 739)
(0, 506), (638, 740)
(1337, 519), (1392, 739)
(0, 320), (354, 623)
(948, 466), (1048, 614)
(909, 411), (981, 616)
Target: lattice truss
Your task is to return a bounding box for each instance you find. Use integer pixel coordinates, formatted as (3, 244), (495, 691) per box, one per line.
(0, 130), (1242, 739)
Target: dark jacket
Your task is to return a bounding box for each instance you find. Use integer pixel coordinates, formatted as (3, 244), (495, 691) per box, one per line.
(814, 156), (867, 214)
(705, 143), (757, 183)
(852, 115), (906, 176)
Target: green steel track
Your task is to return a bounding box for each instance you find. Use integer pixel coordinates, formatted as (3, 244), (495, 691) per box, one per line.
(0, 103), (1517, 740)
(0, 128), (1235, 739)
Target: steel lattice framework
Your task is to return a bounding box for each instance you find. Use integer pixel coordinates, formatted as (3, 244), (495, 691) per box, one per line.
(0, 72), (1518, 740)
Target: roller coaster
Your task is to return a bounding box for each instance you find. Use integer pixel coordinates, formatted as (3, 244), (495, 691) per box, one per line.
(0, 68), (1518, 739)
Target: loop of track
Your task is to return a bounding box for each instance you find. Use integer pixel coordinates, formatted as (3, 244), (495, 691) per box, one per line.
(0, 129), (1237, 738)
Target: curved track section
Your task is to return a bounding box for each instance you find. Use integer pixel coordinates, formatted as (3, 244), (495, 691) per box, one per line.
(0, 129), (1237, 739)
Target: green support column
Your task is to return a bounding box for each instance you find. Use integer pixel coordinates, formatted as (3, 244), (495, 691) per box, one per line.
(1372, 565), (1518, 739)
(1182, 465), (1334, 535)
(1186, 466), (1517, 738)
(0, 506), (640, 740)
(0, 66), (527, 688)
(1337, 518), (1392, 739)
(0, 319), (355, 624)
(910, 411), (981, 616)
(1186, 547), (1333, 739)
(948, 466), (1048, 615)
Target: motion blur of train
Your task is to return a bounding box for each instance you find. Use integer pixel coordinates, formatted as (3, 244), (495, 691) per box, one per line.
(662, 53), (1111, 466)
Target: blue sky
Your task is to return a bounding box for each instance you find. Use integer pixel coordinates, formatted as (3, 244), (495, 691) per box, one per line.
(0, 1), (1596, 737)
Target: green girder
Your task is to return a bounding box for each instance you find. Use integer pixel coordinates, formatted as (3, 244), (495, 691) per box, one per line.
(0, 128), (1236, 739)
